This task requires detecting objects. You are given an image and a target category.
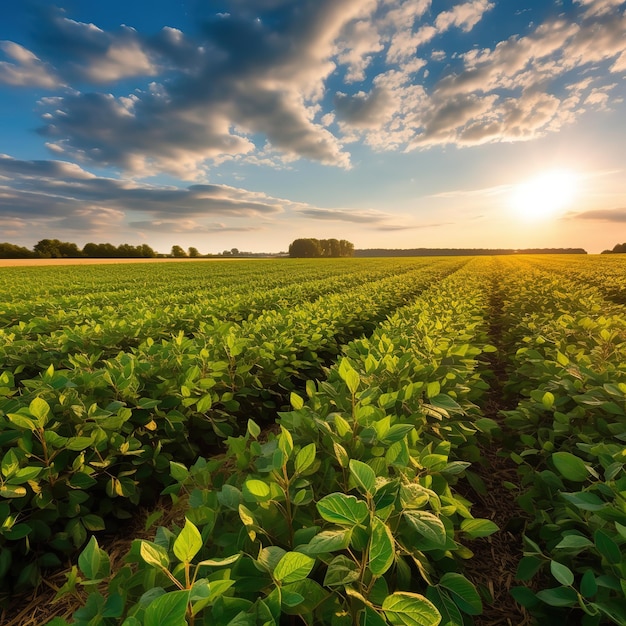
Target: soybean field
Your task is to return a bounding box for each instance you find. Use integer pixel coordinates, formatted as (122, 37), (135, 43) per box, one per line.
(1, 255), (625, 626)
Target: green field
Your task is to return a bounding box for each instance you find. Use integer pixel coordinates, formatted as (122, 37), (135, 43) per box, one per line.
(1, 256), (625, 625)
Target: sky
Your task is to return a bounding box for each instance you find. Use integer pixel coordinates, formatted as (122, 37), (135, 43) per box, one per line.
(0, 0), (625, 254)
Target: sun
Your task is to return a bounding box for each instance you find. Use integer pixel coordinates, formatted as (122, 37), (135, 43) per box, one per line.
(510, 169), (578, 221)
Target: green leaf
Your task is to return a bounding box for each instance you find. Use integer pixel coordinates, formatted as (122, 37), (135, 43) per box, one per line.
(360, 606), (389, 626)
(144, 590), (189, 626)
(29, 397), (51, 427)
(197, 553), (241, 567)
(542, 392), (555, 409)
(247, 419), (261, 439)
(243, 479), (272, 502)
(560, 491), (606, 511)
(273, 552), (315, 584)
(140, 541), (170, 569)
(550, 561), (574, 587)
(196, 393), (212, 413)
(170, 461), (189, 483)
(290, 392), (304, 410)
(333, 442), (350, 468)
(80, 514), (105, 532)
(382, 592), (441, 626)
(439, 573), (482, 615)
(403, 511), (447, 548)
(510, 586), (539, 609)
(556, 351), (569, 366)
(281, 579), (328, 615)
(349, 459), (376, 495)
(594, 529), (621, 564)
(580, 570), (598, 598)
(555, 534), (593, 550)
(317, 493), (368, 527)
(460, 518), (498, 539)
(369, 517), (395, 576)
(66, 436), (94, 451)
(323, 555), (359, 587)
(10, 466), (42, 483)
(552, 452), (589, 482)
(6, 412), (38, 431)
(0, 484), (27, 498)
(78, 536), (101, 580)
(426, 587), (463, 626)
(516, 556), (543, 582)
(300, 530), (351, 555)
(278, 426), (293, 459)
(338, 358), (360, 395)
(295, 443), (316, 475)
(1, 449), (19, 478)
(281, 590), (305, 608)
(426, 381), (440, 399)
(536, 586), (577, 607)
(345, 370), (360, 395)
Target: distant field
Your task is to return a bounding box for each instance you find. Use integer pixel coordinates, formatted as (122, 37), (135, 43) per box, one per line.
(2, 255), (625, 626)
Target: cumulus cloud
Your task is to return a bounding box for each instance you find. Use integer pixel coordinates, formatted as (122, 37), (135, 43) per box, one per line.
(434, 0), (495, 32)
(0, 154), (406, 236)
(0, 41), (59, 88)
(32, 0), (385, 176)
(575, 0), (626, 17)
(27, 8), (163, 84)
(1, 0), (625, 182)
(0, 155), (289, 235)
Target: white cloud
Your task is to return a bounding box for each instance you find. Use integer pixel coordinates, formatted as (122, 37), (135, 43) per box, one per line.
(434, 0), (495, 32)
(574, 0), (626, 17)
(0, 42), (59, 88)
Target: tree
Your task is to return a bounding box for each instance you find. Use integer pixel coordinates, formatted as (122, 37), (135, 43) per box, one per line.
(34, 239), (82, 258)
(171, 245), (188, 258)
(188, 247), (201, 258)
(339, 239), (354, 257)
(0, 242), (35, 258)
(138, 244), (157, 258)
(289, 238), (323, 258)
(288, 238), (354, 258)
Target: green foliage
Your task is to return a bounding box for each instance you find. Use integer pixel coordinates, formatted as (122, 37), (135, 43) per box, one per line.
(498, 256), (626, 624)
(44, 258), (498, 625)
(288, 238), (355, 258)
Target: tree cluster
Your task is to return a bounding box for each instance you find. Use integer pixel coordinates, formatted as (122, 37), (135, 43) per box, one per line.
(288, 238), (354, 258)
(0, 239), (162, 259)
(34, 239), (158, 258)
(0, 242), (36, 258)
(601, 243), (626, 254)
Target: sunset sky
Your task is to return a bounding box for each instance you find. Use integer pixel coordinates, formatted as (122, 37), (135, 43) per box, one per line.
(1, 0), (625, 254)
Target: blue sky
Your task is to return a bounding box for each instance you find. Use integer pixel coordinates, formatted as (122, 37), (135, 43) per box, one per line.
(1, 0), (625, 254)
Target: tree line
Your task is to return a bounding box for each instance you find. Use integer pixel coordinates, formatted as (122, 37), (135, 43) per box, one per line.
(0, 239), (159, 259)
(0, 239), (270, 259)
(601, 242), (626, 254)
(355, 247), (588, 256)
(288, 238), (354, 258)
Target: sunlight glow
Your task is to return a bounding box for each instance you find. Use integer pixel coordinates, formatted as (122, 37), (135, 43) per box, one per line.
(510, 169), (579, 221)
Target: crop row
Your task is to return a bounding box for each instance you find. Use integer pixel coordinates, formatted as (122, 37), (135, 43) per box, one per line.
(48, 258), (499, 626)
(524, 254), (626, 304)
(0, 260), (454, 379)
(495, 258), (626, 625)
(0, 259), (465, 594)
(0, 258), (429, 326)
